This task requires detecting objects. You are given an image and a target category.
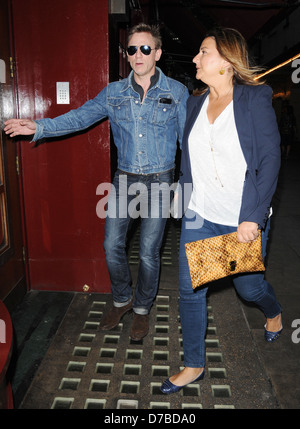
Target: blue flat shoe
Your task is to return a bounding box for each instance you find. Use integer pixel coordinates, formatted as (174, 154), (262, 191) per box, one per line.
(264, 324), (283, 342)
(160, 369), (205, 395)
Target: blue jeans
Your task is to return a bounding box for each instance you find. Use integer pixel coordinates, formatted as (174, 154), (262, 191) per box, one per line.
(103, 169), (174, 314)
(179, 209), (282, 368)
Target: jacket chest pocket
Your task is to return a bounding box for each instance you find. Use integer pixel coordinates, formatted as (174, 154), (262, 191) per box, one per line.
(151, 96), (175, 124)
(108, 98), (130, 122)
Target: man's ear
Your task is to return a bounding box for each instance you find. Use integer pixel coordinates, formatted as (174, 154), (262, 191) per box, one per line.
(155, 48), (162, 62)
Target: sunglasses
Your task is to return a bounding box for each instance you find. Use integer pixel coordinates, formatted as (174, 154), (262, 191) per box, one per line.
(127, 45), (155, 56)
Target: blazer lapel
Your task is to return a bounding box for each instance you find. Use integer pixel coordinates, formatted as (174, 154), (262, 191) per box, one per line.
(189, 92), (208, 130)
(183, 92), (209, 151)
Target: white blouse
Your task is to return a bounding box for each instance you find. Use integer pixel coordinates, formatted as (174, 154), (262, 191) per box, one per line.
(188, 96), (247, 226)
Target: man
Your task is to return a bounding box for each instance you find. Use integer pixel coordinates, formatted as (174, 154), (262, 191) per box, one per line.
(4, 23), (189, 341)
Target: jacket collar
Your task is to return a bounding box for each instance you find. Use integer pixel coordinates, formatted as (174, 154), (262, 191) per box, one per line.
(197, 82), (244, 101)
(120, 67), (170, 93)
(233, 83), (244, 102)
(184, 83), (245, 142)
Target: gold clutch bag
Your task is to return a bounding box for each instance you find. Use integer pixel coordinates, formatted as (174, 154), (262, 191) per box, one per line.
(185, 231), (265, 289)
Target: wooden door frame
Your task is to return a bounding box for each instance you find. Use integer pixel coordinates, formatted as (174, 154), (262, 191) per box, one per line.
(0, 0), (28, 310)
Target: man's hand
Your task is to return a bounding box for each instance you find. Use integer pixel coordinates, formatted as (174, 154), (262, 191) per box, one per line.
(4, 119), (36, 137)
(237, 221), (259, 243)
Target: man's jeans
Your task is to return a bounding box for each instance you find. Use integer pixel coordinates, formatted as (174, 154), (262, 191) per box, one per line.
(103, 169), (174, 315)
(179, 209), (282, 368)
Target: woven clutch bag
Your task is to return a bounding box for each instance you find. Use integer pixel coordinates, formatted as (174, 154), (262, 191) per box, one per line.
(185, 230), (265, 289)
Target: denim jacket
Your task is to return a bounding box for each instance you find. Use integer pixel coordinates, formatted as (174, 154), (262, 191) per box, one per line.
(33, 67), (189, 174)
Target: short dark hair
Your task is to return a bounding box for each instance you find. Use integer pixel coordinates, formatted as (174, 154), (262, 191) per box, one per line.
(127, 23), (162, 49)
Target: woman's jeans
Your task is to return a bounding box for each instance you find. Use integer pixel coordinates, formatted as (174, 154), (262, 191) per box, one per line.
(179, 209), (282, 368)
(103, 169), (174, 315)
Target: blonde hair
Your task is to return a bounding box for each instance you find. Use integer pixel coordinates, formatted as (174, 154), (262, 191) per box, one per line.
(205, 27), (264, 85)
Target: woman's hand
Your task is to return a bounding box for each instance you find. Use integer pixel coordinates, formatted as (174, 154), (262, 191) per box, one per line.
(237, 221), (259, 243)
(4, 119), (36, 137)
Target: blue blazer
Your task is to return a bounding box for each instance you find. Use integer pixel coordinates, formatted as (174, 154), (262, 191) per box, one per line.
(179, 84), (281, 228)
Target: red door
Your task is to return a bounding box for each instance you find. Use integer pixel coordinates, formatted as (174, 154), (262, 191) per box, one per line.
(11, 0), (111, 293)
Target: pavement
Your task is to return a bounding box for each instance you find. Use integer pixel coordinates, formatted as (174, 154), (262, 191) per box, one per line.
(236, 147), (300, 409)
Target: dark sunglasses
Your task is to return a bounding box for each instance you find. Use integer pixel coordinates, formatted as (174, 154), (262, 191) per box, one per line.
(127, 45), (155, 56)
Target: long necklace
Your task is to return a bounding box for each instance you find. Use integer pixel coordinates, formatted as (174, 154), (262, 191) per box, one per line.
(206, 87), (233, 188)
(209, 124), (224, 188)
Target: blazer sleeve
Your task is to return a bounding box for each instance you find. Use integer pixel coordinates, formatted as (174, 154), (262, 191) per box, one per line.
(240, 85), (281, 227)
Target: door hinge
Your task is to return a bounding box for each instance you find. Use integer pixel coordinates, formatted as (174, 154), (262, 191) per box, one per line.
(16, 155), (20, 175)
(22, 246), (26, 265)
(9, 57), (14, 78)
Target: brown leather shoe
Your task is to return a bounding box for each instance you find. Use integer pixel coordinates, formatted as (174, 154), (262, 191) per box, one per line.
(100, 300), (132, 330)
(130, 313), (149, 341)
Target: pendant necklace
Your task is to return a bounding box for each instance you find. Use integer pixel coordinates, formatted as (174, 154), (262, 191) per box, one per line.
(209, 125), (224, 188)
(207, 86), (233, 188)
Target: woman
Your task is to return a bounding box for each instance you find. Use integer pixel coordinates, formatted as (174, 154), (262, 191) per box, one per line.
(160, 27), (282, 395)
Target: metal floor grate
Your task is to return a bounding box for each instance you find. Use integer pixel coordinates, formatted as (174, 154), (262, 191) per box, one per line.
(20, 291), (234, 409)
(20, 219), (278, 409)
